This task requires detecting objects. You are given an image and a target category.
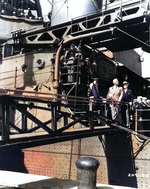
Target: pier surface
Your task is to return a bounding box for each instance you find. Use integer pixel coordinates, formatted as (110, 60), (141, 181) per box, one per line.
(0, 170), (137, 189)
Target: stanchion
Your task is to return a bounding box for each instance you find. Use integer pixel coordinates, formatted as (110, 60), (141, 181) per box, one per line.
(76, 156), (99, 189)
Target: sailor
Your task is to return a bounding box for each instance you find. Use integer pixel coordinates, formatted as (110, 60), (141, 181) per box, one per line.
(89, 78), (101, 110)
(122, 81), (133, 104)
(121, 81), (133, 126)
(90, 78), (100, 100)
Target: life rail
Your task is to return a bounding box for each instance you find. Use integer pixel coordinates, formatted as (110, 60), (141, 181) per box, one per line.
(0, 88), (130, 107)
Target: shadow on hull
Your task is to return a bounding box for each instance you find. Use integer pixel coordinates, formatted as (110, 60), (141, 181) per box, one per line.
(0, 145), (28, 173)
(102, 132), (137, 188)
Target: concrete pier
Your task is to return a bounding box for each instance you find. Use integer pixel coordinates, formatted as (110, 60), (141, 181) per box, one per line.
(0, 170), (137, 189)
(76, 156), (99, 189)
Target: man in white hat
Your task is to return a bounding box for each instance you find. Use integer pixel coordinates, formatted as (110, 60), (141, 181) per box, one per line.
(106, 78), (123, 123)
(121, 81), (133, 126)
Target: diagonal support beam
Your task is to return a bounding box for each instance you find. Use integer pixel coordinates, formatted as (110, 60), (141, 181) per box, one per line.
(0, 115), (24, 134)
(27, 126), (41, 133)
(58, 113), (89, 133)
(9, 122), (25, 133)
(10, 100), (55, 135)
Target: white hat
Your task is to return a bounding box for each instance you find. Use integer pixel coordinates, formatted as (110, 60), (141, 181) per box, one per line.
(123, 81), (129, 85)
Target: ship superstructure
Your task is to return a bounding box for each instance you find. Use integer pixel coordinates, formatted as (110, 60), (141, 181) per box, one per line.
(0, 0), (150, 188)
(0, 0), (43, 44)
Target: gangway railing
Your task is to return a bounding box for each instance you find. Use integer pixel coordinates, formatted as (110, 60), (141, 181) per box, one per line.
(135, 108), (150, 136)
(0, 88), (150, 148)
(0, 89), (114, 148)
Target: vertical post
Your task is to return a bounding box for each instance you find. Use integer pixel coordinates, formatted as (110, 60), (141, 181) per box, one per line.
(53, 45), (62, 95)
(149, 6), (150, 50)
(76, 156), (99, 189)
(64, 116), (68, 126)
(14, 67), (17, 89)
(67, 0), (68, 22)
(126, 105), (130, 128)
(89, 97), (94, 111)
(135, 109), (138, 132)
(2, 101), (10, 142)
(89, 97), (94, 130)
(22, 106), (27, 132)
(86, 15), (88, 30)
(0, 45), (2, 64)
(89, 114), (94, 130)
(62, 91), (68, 126)
(51, 103), (57, 132)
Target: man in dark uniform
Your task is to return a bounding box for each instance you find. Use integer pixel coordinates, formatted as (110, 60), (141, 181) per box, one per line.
(121, 81), (133, 126)
(88, 78), (102, 111)
(90, 78), (100, 101)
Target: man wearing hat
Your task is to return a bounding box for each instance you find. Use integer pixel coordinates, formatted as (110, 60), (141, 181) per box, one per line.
(89, 78), (100, 100)
(121, 81), (133, 126)
(106, 78), (123, 123)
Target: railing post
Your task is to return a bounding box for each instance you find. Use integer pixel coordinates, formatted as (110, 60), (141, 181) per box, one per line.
(1, 98), (10, 142)
(22, 106), (27, 132)
(135, 109), (138, 133)
(89, 97), (94, 129)
(89, 96), (94, 111)
(14, 67), (17, 89)
(126, 104), (130, 128)
(51, 102), (57, 132)
(76, 156), (99, 189)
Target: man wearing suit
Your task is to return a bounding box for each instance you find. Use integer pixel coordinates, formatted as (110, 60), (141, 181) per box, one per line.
(89, 78), (101, 110)
(121, 81), (133, 126)
(90, 78), (100, 100)
(107, 78), (123, 123)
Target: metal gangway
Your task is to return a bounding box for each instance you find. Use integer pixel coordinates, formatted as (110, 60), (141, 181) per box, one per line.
(0, 88), (149, 149)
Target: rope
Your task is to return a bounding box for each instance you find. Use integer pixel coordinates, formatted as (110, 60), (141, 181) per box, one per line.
(90, 0), (101, 12)
(51, 0), (67, 21)
(115, 26), (150, 48)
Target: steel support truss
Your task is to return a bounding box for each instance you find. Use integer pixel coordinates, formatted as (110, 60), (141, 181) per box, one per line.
(0, 91), (150, 149)
(7, 1), (150, 52)
(0, 92), (119, 148)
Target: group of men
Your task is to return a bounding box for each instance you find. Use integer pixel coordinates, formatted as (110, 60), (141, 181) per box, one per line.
(90, 78), (133, 126)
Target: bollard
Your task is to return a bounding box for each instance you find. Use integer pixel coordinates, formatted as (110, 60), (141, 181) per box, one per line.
(76, 156), (99, 189)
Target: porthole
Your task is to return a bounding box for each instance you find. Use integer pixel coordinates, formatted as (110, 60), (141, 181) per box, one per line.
(36, 58), (45, 69)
